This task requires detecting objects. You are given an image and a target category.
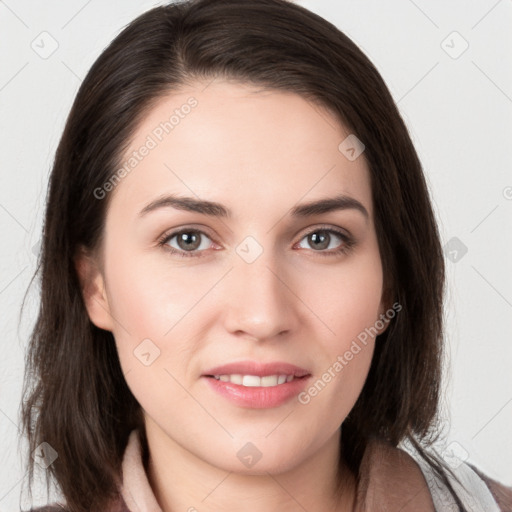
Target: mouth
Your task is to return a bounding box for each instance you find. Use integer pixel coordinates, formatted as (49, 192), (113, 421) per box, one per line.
(202, 361), (311, 409)
(208, 373), (303, 387)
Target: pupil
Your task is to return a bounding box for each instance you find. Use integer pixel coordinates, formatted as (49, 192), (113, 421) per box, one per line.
(310, 231), (329, 250)
(180, 232), (199, 250)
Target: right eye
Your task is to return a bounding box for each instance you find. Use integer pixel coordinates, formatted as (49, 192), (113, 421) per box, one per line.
(158, 229), (215, 258)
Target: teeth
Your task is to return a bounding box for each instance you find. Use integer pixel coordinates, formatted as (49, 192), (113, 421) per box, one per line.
(213, 374), (295, 387)
(261, 375), (278, 386)
(242, 375), (261, 387)
(230, 374), (243, 385)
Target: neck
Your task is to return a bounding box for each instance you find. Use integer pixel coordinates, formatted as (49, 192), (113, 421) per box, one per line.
(145, 420), (356, 512)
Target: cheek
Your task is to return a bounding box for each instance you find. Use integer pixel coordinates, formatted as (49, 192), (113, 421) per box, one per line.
(299, 321), (377, 432)
(300, 252), (384, 346)
(104, 245), (211, 340)
(101, 251), (181, 383)
(105, 256), (198, 421)
(103, 247), (219, 401)
(294, 246), (383, 416)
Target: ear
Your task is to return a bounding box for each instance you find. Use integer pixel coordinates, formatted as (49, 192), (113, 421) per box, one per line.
(74, 246), (115, 331)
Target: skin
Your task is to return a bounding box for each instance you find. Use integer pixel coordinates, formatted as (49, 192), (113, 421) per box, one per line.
(77, 79), (390, 512)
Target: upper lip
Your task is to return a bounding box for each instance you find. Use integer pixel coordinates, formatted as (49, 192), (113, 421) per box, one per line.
(203, 361), (310, 378)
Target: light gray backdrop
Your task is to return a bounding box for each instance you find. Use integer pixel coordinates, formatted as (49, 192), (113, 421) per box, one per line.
(0, 0), (511, 509)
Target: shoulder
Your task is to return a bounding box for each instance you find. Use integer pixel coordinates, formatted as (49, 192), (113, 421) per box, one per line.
(469, 463), (512, 511)
(393, 439), (512, 511)
(358, 437), (437, 510)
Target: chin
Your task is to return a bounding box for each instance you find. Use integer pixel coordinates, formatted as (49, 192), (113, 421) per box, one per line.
(198, 433), (317, 476)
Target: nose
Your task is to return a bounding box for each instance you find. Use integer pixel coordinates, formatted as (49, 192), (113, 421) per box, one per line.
(221, 250), (298, 342)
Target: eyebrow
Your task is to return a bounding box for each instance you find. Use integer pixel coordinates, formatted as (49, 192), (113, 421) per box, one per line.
(138, 193), (369, 220)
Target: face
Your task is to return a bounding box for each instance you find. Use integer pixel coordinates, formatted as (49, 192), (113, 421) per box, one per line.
(78, 79), (389, 475)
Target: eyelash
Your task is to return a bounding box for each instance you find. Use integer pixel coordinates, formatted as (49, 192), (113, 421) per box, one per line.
(157, 226), (355, 259)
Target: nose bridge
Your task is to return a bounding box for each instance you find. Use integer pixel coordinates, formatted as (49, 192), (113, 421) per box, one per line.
(222, 240), (296, 340)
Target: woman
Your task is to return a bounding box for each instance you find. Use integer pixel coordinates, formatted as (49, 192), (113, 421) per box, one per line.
(20, 0), (512, 511)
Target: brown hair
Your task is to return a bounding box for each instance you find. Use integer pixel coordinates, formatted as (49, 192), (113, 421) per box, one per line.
(20, 0), (463, 510)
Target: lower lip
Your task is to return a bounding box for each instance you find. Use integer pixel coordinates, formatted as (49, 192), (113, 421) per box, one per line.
(203, 376), (310, 409)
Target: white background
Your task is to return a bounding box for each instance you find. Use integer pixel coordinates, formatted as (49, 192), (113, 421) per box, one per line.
(0, 0), (511, 509)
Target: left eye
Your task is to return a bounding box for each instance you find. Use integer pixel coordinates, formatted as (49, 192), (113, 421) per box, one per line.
(296, 229), (346, 251)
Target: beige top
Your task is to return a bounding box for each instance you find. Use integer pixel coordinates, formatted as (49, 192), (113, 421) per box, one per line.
(116, 429), (509, 512)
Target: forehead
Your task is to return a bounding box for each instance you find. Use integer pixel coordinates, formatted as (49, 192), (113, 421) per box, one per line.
(108, 79), (373, 222)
